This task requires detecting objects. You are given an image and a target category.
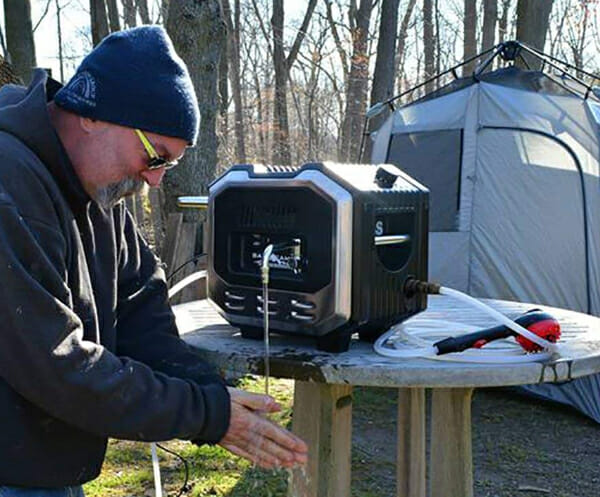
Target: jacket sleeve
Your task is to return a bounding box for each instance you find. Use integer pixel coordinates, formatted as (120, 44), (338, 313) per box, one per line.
(114, 207), (223, 384)
(0, 193), (230, 444)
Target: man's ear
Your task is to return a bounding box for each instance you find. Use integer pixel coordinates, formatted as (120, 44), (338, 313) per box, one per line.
(79, 116), (109, 133)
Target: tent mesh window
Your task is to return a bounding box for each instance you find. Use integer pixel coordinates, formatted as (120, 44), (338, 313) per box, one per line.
(387, 129), (463, 231)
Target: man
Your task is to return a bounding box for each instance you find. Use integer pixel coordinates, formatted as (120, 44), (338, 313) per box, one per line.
(0, 25), (307, 496)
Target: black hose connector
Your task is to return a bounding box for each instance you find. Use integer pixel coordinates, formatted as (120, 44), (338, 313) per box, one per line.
(404, 278), (441, 298)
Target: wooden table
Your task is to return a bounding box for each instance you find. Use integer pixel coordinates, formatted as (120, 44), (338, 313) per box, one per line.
(174, 295), (600, 497)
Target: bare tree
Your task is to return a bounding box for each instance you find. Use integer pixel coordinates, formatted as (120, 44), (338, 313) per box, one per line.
(325, 0), (349, 84)
(223, 0), (246, 162)
(395, 0), (418, 94)
(0, 25), (7, 60)
(107, 0), (121, 32)
(161, 0), (170, 24)
(423, 0), (435, 91)
(90, 0), (110, 46)
(271, 0), (318, 165)
(463, 0), (477, 75)
(56, 0), (64, 82)
(498, 0), (511, 43)
(33, 0), (53, 33)
(4, 0), (37, 83)
(164, 0), (226, 214)
(137, 0), (151, 24)
(339, 0), (374, 162)
(562, 0), (591, 76)
(482, 0), (498, 51)
(123, 0), (137, 28)
(365, 0), (400, 160)
(371, 0), (400, 106)
(516, 0), (553, 69)
(463, 0), (478, 73)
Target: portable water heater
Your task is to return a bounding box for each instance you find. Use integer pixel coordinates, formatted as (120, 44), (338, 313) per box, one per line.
(206, 162), (429, 352)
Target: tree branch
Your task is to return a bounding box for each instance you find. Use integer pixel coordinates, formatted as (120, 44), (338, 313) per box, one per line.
(33, 0), (53, 33)
(285, 0), (318, 70)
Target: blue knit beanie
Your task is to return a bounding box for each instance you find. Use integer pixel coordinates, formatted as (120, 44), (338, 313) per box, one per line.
(55, 25), (199, 145)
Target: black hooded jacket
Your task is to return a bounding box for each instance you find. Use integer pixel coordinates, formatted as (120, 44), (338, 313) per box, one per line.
(0, 69), (230, 487)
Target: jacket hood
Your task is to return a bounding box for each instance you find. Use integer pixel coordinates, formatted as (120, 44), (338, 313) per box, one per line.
(0, 68), (89, 207)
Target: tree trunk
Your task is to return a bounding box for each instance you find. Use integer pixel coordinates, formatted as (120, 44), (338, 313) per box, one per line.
(218, 0), (229, 141)
(423, 0), (435, 92)
(4, 0), (37, 84)
(481, 0), (497, 51)
(164, 0), (226, 216)
(223, 0), (246, 162)
(271, 0), (317, 165)
(339, 0), (373, 163)
(371, 0), (399, 106)
(463, 0), (477, 75)
(55, 0), (64, 82)
(161, 0), (170, 24)
(366, 0), (399, 161)
(217, 43), (228, 146)
(107, 0), (121, 32)
(90, 0), (109, 46)
(271, 0), (290, 165)
(395, 0), (417, 95)
(123, 0), (137, 27)
(253, 71), (266, 162)
(498, 0), (510, 43)
(137, 0), (151, 24)
(435, 0), (441, 76)
(516, 0), (553, 70)
(325, 0), (349, 85)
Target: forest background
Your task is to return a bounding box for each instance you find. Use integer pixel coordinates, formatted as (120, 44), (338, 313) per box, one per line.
(2, 0), (599, 278)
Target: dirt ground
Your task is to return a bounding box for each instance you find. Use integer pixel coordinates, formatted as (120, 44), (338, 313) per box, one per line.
(350, 386), (600, 497)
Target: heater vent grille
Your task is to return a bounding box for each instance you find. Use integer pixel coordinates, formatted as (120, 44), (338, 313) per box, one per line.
(239, 204), (298, 230)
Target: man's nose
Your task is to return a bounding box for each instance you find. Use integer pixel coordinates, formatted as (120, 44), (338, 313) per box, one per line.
(140, 167), (166, 188)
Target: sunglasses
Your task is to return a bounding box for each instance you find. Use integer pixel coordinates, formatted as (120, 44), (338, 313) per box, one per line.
(134, 129), (178, 170)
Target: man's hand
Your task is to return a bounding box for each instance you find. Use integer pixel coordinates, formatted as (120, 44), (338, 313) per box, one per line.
(218, 387), (308, 469)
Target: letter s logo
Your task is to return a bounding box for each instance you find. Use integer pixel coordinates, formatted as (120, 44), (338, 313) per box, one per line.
(374, 220), (384, 236)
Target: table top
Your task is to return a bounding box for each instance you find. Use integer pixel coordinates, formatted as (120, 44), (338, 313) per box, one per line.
(175, 296), (600, 388)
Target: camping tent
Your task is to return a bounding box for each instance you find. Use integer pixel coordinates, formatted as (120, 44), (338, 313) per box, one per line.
(369, 41), (600, 421)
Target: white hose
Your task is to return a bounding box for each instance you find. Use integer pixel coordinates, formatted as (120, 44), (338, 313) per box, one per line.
(439, 287), (558, 353)
(374, 285), (559, 363)
(168, 270), (207, 299)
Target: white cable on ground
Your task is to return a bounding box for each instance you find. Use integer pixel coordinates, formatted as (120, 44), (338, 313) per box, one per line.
(151, 442), (163, 497)
(149, 269), (208, 497)
(374, 285), (559, 363)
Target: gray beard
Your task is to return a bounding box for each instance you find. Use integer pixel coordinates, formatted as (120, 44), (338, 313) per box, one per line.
(94, 177), (147, 209)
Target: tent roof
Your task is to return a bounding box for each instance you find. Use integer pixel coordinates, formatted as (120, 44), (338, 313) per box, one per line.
(407, 66), (593, 109)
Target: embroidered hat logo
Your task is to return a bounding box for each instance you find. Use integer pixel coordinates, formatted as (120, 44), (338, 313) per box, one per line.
(63, 71), (97, 108)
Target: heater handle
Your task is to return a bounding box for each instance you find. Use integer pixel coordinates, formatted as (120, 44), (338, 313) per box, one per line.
(177, 196), (209, 209)
(374, 234), (411, 246)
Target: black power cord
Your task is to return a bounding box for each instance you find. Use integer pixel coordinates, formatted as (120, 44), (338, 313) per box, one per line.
(156, 443), (190, 497)
(156, 257), (208, 496)
(166, 253), (206, 283)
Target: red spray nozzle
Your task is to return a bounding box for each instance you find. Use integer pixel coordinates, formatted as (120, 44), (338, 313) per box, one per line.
(514, 311), (561, 352)
(434, 309), (561, 355)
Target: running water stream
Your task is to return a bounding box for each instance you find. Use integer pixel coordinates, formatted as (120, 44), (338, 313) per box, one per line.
(262, 280), (271, 397)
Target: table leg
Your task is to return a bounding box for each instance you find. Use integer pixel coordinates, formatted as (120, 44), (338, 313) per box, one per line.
(288, 381), (353, 497)
(396, 387), (426, 497)
(430, 387), (474, 497)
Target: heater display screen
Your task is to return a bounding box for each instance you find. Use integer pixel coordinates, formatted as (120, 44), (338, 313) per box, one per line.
(213, 187), (334, 292)
(242, 234), (305, 274)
